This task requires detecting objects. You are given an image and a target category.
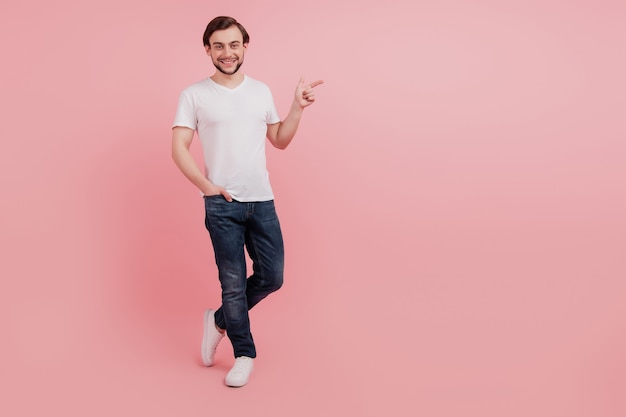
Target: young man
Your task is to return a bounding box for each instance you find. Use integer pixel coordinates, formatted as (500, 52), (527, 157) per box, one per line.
(171, 16), (322, 387)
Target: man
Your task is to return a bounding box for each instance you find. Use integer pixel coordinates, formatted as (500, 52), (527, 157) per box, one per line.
(171, 16), (322, 387)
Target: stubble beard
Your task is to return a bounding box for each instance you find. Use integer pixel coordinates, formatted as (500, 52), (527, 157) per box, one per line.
(213, 59), (244, 75)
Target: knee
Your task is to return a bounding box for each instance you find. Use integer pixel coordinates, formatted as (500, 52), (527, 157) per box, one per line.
(266, 271), (283, 293)
(263, 270), (283, 293)
(261, 256), (283, 292)
(272, 274), (283, 292)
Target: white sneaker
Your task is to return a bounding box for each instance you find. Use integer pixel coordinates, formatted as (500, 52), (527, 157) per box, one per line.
(201, 309), (224, 366)
(225, 356), (254, 387)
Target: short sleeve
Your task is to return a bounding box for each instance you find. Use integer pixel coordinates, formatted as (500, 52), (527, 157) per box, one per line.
(265, 87), (281, 125)
(172, 89), (197, 130)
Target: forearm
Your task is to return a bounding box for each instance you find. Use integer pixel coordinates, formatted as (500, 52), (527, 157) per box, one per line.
(171, 143), (214, 195)
(274, 101), (304, 149)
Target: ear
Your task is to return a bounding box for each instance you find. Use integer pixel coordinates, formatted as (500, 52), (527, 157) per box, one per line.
(243, 43), (248, 50)
(204, 45), (211, 55)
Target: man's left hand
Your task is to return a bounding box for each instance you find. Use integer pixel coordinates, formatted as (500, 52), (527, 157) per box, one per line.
(295, 78), (324, 108)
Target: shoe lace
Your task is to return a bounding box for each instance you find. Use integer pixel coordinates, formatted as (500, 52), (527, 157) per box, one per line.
(232, 357), (251, 373)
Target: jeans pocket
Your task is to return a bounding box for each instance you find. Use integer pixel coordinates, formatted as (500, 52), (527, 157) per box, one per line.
(204, 194), (225, 212)
(204, 194), (229, 206)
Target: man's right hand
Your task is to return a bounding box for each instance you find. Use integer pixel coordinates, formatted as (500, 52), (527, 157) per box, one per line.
(204, 184), (233, 202)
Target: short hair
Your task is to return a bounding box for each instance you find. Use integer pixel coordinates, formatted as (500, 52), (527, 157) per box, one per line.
(202, 16), (250, 47)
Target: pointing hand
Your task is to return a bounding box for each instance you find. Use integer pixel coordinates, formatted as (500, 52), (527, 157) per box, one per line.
(295, 78), (324, 108)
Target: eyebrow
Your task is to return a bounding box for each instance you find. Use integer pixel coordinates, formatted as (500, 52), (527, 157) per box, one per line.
(211, 41), (241, 46)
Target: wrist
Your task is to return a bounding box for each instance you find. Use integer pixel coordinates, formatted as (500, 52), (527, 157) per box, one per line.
(200, 181), (217, 196)
(290, 100), (305, 113)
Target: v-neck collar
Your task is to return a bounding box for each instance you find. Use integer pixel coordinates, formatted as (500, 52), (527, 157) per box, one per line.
(208, 75), (247, 92)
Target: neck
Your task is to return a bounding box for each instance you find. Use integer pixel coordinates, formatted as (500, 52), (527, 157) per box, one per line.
(211, 71), (245, 89)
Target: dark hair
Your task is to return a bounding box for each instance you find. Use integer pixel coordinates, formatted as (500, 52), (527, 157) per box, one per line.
(202, 16), (250, 47)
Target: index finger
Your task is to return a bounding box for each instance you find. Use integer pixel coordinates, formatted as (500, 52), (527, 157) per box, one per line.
(308, 80), (324, 89)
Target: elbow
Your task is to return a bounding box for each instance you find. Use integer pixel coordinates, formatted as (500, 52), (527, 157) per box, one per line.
(268, 137), (289, 150)
(273, 134), (294, 150)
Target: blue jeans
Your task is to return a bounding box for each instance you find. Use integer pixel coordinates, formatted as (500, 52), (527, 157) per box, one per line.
(204, 196), (284, 358)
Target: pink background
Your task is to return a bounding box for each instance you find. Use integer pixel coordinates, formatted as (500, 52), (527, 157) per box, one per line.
(1, 0), (625, 415)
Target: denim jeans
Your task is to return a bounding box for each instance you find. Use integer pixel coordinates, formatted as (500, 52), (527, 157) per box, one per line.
(203, 195), (284, 358)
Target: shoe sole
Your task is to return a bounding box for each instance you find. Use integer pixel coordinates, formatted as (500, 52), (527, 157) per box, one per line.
(201, 309), (213, 366)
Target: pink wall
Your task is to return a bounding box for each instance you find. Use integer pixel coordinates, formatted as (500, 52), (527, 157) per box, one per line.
(2, 0), (625, 416)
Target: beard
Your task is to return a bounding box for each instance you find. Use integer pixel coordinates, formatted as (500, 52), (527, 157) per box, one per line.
(213, 59), (244, 75)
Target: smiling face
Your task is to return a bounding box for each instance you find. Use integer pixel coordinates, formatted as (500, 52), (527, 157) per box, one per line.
(205, 25), (247, 76)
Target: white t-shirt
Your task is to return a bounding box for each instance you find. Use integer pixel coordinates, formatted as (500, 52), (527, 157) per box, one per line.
(173, 75), (281, 202)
